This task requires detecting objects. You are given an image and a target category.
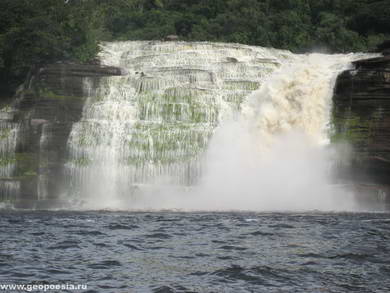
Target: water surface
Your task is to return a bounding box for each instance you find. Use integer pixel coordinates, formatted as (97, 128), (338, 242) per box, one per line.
(1, 211), (390, 292)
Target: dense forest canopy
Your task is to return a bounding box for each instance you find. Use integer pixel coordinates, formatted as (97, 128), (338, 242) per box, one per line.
(0, 0), (389, 95)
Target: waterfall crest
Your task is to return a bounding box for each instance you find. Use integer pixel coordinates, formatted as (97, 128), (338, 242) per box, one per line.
(65, 41), (369, 210)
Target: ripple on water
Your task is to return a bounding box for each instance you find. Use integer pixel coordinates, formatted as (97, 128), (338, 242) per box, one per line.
(1, 211), (390, 292)
(94, 242), (109, 247)
(218, 245), (247, 251)
(107, 223), (140, 230)
(72, 230), (106, 236)
(145, 233), (172, 239)
(48, 240), (81, 250)
(45, 268), (71, 275)
(249, 231), (274, 236)
(119, 241), (143, 251)
(88, 260), (122, 270)
(152, 284), (194, 293)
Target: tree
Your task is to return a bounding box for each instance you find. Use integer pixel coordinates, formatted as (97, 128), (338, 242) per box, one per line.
(0, 0), (106, 93)
(1, 0), (389, 95)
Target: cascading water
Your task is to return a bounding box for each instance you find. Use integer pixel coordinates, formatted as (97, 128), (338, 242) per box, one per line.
(179, 53), (369, 211)
(65, 41), (369, 210)
(0, 107), (20, 202)
(66, 41), (289, 208)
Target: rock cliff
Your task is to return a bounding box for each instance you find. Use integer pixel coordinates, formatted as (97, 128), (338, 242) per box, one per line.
(333, 53), (390, 192)
(0, 63), (124, 207)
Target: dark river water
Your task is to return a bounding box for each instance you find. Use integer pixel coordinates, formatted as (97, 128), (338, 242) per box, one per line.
(1, 211), (390, 292)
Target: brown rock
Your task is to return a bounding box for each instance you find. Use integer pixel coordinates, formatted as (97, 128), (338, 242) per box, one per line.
(333, 55), (390, 189)
(376, 40), (390, 53)
(0, 63), (124, 205)
(383, 49), (390, 56)
(164, 35), (179, 41)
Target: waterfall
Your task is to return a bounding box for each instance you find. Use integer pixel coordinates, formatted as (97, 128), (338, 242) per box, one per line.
(0, 107), (20, 201)
(65, 41), (369, 210)
(242, 53), (367, 147)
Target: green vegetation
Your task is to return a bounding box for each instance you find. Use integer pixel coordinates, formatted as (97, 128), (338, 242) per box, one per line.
(15, 152), (38, 177)
(331, 115), (370, 146)
(71, 158), (91, 167)
(39, 88), (78, 100)
(0, 128), (12, 140)
(0, 0), (107, 94)
(127, 122), (212, 165)
(1, 0), (389, 95)
(0, 156), (16, 166)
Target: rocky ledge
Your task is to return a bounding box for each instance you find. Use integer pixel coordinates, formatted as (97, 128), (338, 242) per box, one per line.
(333, 46), (390, 193)
(0, 63), (125, 207)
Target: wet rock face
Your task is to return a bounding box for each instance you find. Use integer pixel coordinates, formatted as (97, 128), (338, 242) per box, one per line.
(333, 56), (390, 185)
(376, 40), (390, 53)
(0, 63), (124, 206)
(163, 35), (179, 41)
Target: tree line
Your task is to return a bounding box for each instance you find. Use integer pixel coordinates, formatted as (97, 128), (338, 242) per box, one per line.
(1, 0), (389, 95)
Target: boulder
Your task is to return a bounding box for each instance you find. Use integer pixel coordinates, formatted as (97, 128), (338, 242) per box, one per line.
(226, 57), (239, 63)
(164, 35), (179, 41)
(376, 40), (390, 53)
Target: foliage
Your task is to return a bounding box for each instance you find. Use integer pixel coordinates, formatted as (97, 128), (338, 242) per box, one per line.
(0, 0), (389, 95)
(0, 0), (106, 94)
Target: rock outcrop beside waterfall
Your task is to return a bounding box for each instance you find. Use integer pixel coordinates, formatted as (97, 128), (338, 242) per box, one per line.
(0, 63), (124, 207)
(333, 53), (390, 188)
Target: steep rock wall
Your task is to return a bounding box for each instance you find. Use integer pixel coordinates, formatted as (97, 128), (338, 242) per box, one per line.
(0, 64), (123, 207)
(333, 55), (390, 188)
